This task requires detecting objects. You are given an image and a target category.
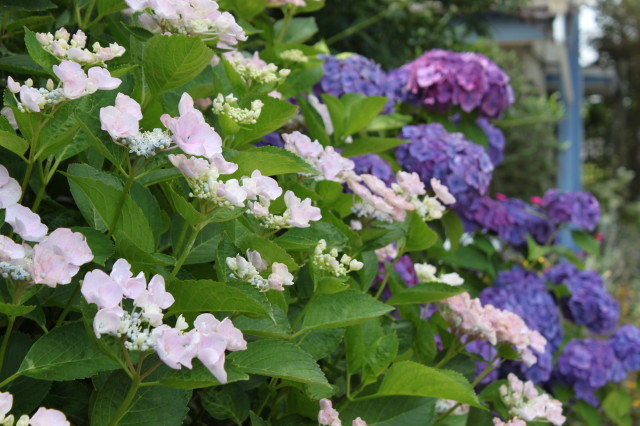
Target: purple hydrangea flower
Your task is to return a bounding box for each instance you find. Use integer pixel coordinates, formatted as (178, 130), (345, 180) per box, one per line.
(466, 340), (499, 384)
(476, 117), (505, 166)
(255, 132), (284, 148)
(465, 196), (554, 246)
(352, 154), (395, 185)
(556, 338), (626, 406)
(545, 263), (620, 334)
(317, 54), (401, 113)
(610, 325), (640, 372)
(480, 266), (562, 383)
(394, 49), (515, 118)
(396, 123), (494, 208)
(541, 189), (600, 231)
(374, 254), (418, 301)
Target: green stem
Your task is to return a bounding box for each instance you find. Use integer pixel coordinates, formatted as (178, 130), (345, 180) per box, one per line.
(433, 337), (461, 369)
(374, 255), (401, 300)
(19, 160), (34, 201)
(55, 284), (82, 328)
(107, 171), (137, 238)
(81, 0), (97, 29)
(0, 372), (20, 389)
(108, 376), (141, 426)
(326, 6), (391, 46)
(0, 316), (16, 373)
(169, 224), (201, 280)
(31, 161), (47, 213)
(256, 377), (279, 418)
(276, 6), (294, 43)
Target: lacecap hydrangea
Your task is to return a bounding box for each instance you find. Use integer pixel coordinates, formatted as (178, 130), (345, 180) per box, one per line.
(396, 123), (494, 209)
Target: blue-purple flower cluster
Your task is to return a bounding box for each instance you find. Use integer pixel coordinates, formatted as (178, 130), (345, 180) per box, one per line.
(317, 54), (402, 113)
(545, 262), (619, 334)
(476, 117), (506, 166)
(465, 196), (555, 246)
(610, 325), (640, 373)
(352, 154), (395, 185)
(479, 266), (562, 383)
(396, 123), (494, 208)
(396, 49), (515, 118)
(556, 339), (626, 406)
(541, 189), (601, 231)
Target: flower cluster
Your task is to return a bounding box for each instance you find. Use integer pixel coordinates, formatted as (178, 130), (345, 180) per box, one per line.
(476, 117), (506, 166)
(352, 154), (395, 185)
(101, 93), (173, 157)
(396, 49), (514, 118)
(211, 94), (263, 124)
(125, 0), (246, 44)
(0, 392), (69, 426)
(279, 49), (308, 63)
(223, 51), (290, 85)
(610, 325), (640, 373)
(317, 54), (401, 113)
(492, 417), (526, 426)
(541, 189), (600, 231)
(556, 338), (625, 406)
(545, 262), (619, 334)
(499, 374), (565, 425)
(82, 258), (246, 383)
(318, 399), (367, 426)
(226, 250), (294, 291)
(414, 263), (464, 286)
(441, 292), (547, 366)
(0, 166), (93, 285)
(36, 27), (125, 65)
(313, 239), (363, 277)
(396, 123), (494, 209)
(465, 196), (554, 247)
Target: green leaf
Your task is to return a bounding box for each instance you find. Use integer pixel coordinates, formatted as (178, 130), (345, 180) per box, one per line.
(114, 231), (175, 266)
(297, 95), (331, 146)
(387, 283), (465, 305)
(301, 290), (393, 331)
(226, 0), (266, 20)
(340, 397), (435, 426)
(66, 164), (155, 252)
(280, 66), (324, 99)
(293, 328), (344, 361)
(0, 302), (35, 316)
(405, 212), (438, 252)
(274, 17), (318, 44)
(442, 211), (464, 252)
(572, 230), (600, 257)
(344, 96), (387, 136)
(603, 387), (633, 426)
(341, 137), (405, 158)
(366, 113), (412, 132)
(0, 55), (48, 76)
(276, 221), (347, 250)
(166, 279), (273, 318)
(159, 360), (248, 390)
(228, 339), (329, 385)
(18, 322), (120, 381)
(200, 384), (250, 424)
(1, 0), (56, 10)
(24, 27), (58, 75)
(0, 130), (28, 157)
(162, 181), (206, 226)
(71, 227), (114, 266)
(233, 97), (298, 148)
(237, 234), (299, 271)
(91, 370), (191, 426)
(375, 361), (482, 408)
(75, 110), (124, 169)
(97, 0), (125, 16)
(143, 34), (213, 95)
(227, 145), (316, 177)
(36, 97), (92, 160)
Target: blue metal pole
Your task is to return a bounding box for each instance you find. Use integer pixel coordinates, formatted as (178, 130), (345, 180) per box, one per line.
(557, 10), (583, 247)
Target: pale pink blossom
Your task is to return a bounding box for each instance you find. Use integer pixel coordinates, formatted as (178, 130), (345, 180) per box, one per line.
(492, 418), (526, 426)
(307, 95), (333, 135)
(246, 250), (268, 272)
(196, 332), (228, 383)
(110, 258), (146, 299)
(66, 47), (94, 63)
(19, 86), (44, 112)
(32, 228), (93, 287)
(28, 407), (70, 426)
(430, 178), (456, 205)
(282, 131), (323, 159)
(0, 236), (25, 260)
(7, 77), (20, 93)
(87, 67), (121, 90)
(0, 392), (12, 419)
(268, 90), (282, 99)
(352, 418), (368, 426)
(99, 106), (139, 139)
(168, 154), (211, 178)
(267, 262), (294, 291)
(52, 61), (88, 99)
(284, 191), (321, 228)
(209, 153), (238, 175)
(316, 147), (355, 182)
(5, 204), (48, 242)
(0, 165), (21, 208)
(241, 170), (282, 201)
(134, 275), (175, 325)
(115, 93), (143, 119)
(1, 107), (17, 130)
(194, 314), (247, 351)
(55, 27), (70, 41)
(374, 243), (398, 262)
(318, 399), (341, 426)
(153, 326), (199, 369)
(219, 179), (247, 207)
(93, 306), (125, 337)
(81, 270), (124, 309)
(72, 29), (87, 47)
(397, 171), (426, 196)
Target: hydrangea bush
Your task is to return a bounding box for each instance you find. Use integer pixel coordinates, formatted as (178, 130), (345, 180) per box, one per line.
(0, 1), (635, 425)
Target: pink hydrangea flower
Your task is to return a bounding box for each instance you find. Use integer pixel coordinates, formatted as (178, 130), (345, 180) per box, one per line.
(284, 191), (322, 228)
(19, 86), (44, 112)
(195, 332), (228, 383)
(168, 154), (211, 178)
(194, 314), (247, 351)
(431, 178), (456, 205)
(267, 262), (294, 291)
(153, 326), (199, 370)
(32, 229), (93, 287)
(110, 258), (146, 299)
(352, 418), (368, 426)
(397, 171), (426, 196)
(5, 204), (48, 242)
(81, 269), (124, 309)
(7, 77), (20, 93)
(0, 392), (12, 419)
(318, 399), (341, 426)
(93, 306), (125, 338)
(87, 66), (121, 90)
(100, 94), (141, 139)
(52, 61), (89, 99)
(493, 418), (526, 426)
(241, 170), (282, 201)
(28, 407), (70, 426)
(0, 236), (25, 261)
(282, 131), (324, 159)
(0, 165), (21, 209)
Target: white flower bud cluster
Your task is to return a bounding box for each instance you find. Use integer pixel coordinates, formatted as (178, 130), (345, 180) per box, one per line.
(389, 180), (446, 221)
(0, 261), (32, 281)
(226, 250), (294, 292)
(119, 311), (157, 352)
(279, 49), (308, 63)
(122, 128), (173, 157)
(312, 239), (363, 277)
(8, 78), (66, 113)
(225, 51), (291, 85)
(414, 263), (464, 286)
(36, 28), (125, 65)
(211, 94), (263, 124)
